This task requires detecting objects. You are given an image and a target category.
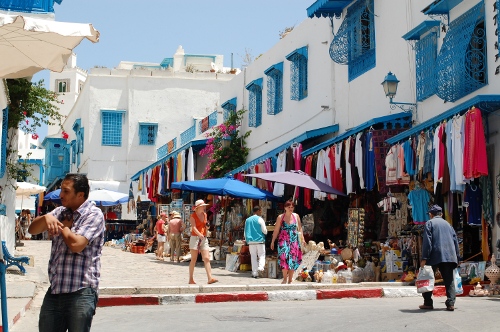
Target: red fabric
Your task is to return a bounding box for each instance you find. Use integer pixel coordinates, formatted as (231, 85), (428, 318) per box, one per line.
(156, 219), (165, 235)
(463, 108), (488, 179)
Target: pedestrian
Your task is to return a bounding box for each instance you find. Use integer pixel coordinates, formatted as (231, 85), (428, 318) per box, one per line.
(244, 206), (268, 278)
(419, 204), (460, 311)
(271, 200), (304, 284)
(168, 211), (185, 262)
(155, 212), (168, 260)
(188, 199), (218, 285)
(28, 173), (105, 332)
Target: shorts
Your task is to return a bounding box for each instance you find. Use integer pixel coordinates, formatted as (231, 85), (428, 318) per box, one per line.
(157, 234), (166, 243)
(189, 236), (209, 251)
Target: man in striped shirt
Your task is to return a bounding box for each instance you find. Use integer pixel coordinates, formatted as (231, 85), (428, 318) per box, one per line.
(29, 173), (105, 332)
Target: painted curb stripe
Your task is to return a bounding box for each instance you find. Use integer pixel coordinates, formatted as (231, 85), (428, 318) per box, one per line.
(98, 296), (160, 307)
(317, 288), (383, 299)
(195, 292), (268, 303)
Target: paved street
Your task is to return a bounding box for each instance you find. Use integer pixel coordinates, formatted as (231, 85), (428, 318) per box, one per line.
(84, 297), (500, 332)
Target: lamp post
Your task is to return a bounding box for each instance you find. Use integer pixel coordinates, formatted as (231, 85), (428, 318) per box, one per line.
(381, 72), (417, 113)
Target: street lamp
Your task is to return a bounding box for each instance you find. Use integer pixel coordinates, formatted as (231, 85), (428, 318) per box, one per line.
(381, 72), (417, 113)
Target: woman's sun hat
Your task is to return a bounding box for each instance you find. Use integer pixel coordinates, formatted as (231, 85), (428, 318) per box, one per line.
(193, 199), (209, 210)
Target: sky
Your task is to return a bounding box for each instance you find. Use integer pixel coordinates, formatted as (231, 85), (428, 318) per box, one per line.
(32, 0), (315, 139)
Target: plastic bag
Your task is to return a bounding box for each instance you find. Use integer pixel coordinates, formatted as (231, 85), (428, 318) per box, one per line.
(454, 268), (463, 295)
(416, 265), (435, 293)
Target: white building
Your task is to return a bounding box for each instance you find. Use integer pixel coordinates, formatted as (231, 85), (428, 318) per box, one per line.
(44, 46), (236, 218)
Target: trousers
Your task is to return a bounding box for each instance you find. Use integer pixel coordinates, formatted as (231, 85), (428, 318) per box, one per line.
(39, 287), (98, 332)
(170, 233), (182, 260)
(249, 243), (266, 276)
(422, 262), (456, 307)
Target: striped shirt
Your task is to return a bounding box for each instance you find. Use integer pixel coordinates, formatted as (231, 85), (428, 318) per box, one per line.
(48, 200), (105, 294)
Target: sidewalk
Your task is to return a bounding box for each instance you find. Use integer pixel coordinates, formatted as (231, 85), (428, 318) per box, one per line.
(4, 241), (460, 328)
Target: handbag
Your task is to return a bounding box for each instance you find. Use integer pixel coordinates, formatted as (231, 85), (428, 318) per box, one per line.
(454, 268), (464, 295)
(416, 265), (435, 293)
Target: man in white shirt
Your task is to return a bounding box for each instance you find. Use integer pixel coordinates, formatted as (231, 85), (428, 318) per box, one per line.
(244, 206), (268, 278)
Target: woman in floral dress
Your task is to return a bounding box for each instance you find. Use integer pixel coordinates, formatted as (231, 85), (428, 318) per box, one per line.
(271, 200), (304, 284)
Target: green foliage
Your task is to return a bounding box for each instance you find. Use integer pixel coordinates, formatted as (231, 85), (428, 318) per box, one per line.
(6, 78), (63, 133)
(200, 109), (251, 179)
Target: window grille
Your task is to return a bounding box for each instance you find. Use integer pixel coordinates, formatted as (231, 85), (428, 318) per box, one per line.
(286, 47), (308, 101)
(180, 125), (195, 145)
(436, 1), (486, 102)
(329, 0), (376, 82)
(246, 78), (263, 127)
(139, 123), (158, 145)
(265, 63), (283, 115)
(416, 32), (438, 101)
(221, 98), (237, 122)
(70, 140), (76, 164)
(101, 111), (124, 146)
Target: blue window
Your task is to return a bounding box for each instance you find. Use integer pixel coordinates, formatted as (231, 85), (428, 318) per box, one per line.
(330, 0), (376, 82)
(70, 140), (76, 164)
(101, 110), (125, 146)
(286, 47), (308, 101)
(436, 1), (486, 102)
(245, 78), (263, 127)
(139, 123), (158, 145)
(264, 62), (283, 115)
(221, 98), (237, 122)
(416, 32), (438, 101)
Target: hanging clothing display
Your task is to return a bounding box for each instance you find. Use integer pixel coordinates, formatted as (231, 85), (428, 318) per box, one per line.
(463, 107), (488, 180)
(273, 150), (286, 196)
(464, 183), (482, 226)
(364, 131), (376, 191)
(407, 187), (431, 224)
(187, 147), (194, 181)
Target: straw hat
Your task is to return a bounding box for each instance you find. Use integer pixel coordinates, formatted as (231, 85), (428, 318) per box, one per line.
(170, 211), (181, 219)
(193, 199), (209, 210)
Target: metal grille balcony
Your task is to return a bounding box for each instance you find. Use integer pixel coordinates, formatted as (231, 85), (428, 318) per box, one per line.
(416, 32), (438, 101)
(180, 125), (196, 145)
(436, 1), (486, 102)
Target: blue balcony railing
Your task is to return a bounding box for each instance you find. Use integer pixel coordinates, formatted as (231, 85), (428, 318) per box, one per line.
(0, 0), (62, 13)
(180, 125), (196, 145)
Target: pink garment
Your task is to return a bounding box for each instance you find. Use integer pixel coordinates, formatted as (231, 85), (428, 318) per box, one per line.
(304, 155), (313, 209)
(463, 108), (488, 179)
(264, 158), (273, 193)
(437, 124), (445, 181)
(293, 144), (303, 200)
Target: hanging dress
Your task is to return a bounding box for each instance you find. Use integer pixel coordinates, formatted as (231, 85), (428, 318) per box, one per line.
(277, 213), (302, 270)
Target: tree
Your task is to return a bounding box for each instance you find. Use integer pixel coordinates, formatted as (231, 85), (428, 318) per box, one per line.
(199, 109), (251, 179)
(4, 78), (63, 184)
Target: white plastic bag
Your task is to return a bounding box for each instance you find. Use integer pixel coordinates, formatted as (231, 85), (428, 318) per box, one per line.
(454, 268), (463, 295)
(416, 265), (435, 293)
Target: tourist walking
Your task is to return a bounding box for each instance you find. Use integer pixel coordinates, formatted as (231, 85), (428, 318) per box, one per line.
(271, 200), (304, 284)
(188, 199), (218, 284)
(419, 204), (460, 311)
(29, 173), (105, 332)
(244, 206), (267, 278)
(155, 212), (168, 260)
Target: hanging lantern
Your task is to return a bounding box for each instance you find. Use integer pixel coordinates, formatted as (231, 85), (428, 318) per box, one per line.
(31, 133), (39, 140)
(62, 131), (69, 139)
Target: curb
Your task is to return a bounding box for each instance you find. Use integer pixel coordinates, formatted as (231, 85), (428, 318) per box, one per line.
(99, 287), (386, 307)
(0, 298), (34, 332)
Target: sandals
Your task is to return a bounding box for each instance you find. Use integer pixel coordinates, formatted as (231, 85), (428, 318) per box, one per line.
(208, 279), (218, 284)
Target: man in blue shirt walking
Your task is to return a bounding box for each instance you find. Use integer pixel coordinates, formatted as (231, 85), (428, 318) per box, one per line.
(244, 206), (268, 278)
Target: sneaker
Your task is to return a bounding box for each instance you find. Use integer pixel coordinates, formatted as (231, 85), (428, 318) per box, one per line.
(252, 275), (259, 279)
(446, 306), (455, 311)
(419, 304), (434, 310)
